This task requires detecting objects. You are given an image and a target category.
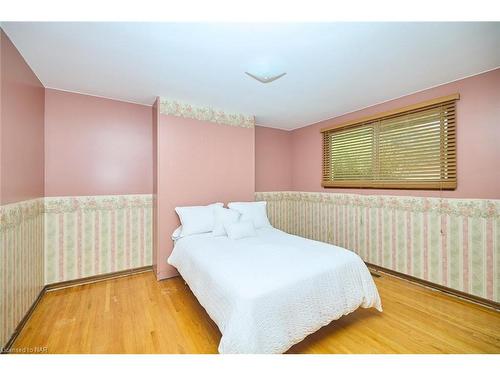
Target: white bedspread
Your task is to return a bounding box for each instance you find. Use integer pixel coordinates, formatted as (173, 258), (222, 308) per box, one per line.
(168, 227), (382, 354)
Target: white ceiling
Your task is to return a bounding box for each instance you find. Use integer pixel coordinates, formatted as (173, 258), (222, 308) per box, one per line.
(2, 22), (499, 129)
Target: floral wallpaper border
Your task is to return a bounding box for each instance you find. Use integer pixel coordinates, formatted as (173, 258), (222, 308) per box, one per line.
(0, 198), (45, 231)
(44, 194), (152, 213)
(256, 191), (500, 303)
(159, 98), (255, 128)
(257, 191), (500, 218)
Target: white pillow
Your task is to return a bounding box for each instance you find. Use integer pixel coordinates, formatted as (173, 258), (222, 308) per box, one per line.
(212, 206), (240, 236)
(175, 203), (223, 237)
(224, 220), (257, 240)
(228, 201), (271, 229)
(171, 225), (183, 240)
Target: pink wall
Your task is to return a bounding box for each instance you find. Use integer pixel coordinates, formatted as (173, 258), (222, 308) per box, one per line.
(1, 30), (45, 204)
(276, 68), (499, 199)
(154, 113), (255, 279)
(255, 126), (292, 191)
(44, 89), (153, 197)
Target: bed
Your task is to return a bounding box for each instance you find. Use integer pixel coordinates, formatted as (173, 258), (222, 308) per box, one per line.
(168, 226), (382, 354)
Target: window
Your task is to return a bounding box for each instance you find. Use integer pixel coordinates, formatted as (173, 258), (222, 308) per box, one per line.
(322, 94), (458, 189)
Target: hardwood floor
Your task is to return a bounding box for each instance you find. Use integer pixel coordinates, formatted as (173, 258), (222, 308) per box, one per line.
(12, 271), (500, 354)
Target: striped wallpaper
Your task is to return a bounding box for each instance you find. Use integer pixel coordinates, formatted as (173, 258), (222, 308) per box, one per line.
(1, 191), (497, 348)
(0, 194), (153, 349)
(0, 198), (45, 349)
(44, 195), (153, 284)
(256, 191), (500, 303)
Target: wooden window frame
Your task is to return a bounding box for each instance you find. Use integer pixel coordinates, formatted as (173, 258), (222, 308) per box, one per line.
(321, 94), (459, 190)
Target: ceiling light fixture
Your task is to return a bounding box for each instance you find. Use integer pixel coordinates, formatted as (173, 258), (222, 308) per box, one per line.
(244, 71), (287, 84)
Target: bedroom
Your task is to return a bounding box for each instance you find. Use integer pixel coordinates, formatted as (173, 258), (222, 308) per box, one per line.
(1, 0), (499, 372)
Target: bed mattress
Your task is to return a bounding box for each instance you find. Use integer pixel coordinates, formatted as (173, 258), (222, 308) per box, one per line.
(168, 227), (382, 354)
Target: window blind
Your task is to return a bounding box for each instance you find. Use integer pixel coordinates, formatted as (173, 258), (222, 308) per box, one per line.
(322, 94), (458, 189)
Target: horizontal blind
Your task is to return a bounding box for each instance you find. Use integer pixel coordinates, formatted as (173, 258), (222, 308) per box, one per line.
(322, 96), (457, 189)
(325, 124), (375, 182)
